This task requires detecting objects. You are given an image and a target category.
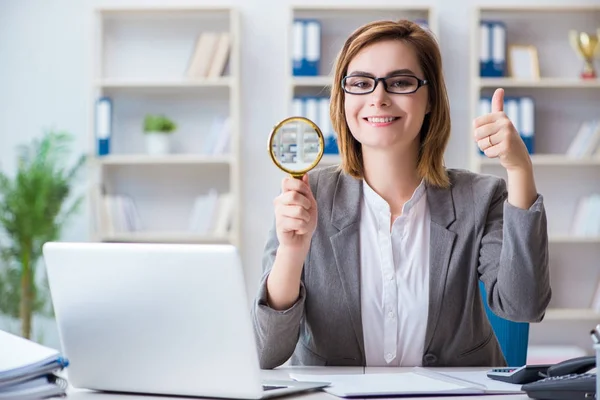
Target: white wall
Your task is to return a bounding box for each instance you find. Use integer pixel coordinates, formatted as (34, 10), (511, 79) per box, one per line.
(1, 0), (598, 350)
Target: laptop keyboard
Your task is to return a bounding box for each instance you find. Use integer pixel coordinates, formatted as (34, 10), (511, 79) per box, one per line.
(263, 385), (287, 391)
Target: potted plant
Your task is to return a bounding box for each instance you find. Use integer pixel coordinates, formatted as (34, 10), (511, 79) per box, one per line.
(143, 114), (177, 155)
(0, 130), (85, 339)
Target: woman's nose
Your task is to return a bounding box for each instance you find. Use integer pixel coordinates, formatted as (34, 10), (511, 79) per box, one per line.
(370, 81), (391, 107)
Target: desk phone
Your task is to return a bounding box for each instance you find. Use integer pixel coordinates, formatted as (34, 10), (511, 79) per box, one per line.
(494, 355), (597, 400)
(522, 373), (595, 400)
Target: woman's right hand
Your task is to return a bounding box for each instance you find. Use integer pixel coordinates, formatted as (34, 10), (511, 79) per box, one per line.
(273, 174), (318, 251)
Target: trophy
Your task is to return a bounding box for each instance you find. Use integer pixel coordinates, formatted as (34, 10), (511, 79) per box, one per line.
(569, 29), (600, 79)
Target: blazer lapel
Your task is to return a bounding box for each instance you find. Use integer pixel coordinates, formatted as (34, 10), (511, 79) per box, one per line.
(424, 182), (457, 352)
(329, 172), (364, 359)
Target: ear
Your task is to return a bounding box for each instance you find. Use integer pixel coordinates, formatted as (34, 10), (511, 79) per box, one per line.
(425, 102), (431, 114)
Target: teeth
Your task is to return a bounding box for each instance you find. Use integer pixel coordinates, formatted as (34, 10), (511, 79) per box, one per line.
(367, 117), (396, 123)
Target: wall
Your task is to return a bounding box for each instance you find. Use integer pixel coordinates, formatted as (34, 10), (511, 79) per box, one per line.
(0, 0), (597, 351)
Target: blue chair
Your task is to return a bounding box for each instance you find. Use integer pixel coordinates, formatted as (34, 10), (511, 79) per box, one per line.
(479, 281), (530, 366)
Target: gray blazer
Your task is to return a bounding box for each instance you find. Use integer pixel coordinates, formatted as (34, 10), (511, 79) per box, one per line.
(252, 166), (551, 369)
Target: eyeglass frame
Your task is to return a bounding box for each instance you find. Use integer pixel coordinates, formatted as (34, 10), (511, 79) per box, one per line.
(341, 74), (429, 95)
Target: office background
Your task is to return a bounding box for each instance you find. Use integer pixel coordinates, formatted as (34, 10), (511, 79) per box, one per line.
(0, 0), (599, 360)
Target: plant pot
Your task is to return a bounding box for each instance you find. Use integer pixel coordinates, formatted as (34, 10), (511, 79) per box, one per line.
(144, 132), (171, 155)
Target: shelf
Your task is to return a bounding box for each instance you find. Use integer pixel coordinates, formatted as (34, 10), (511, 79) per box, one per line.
(292, 5), (432, 11)
(477, 78), (600, 89)
(96, 6), (232, 14)
(544, 308), (600, 321)
(292, 76), (333, 88)
(96, 78), (232, 89)
(549, 235), (600, 244)
(97, 154), (233, 166)
(477, 155), (600, 167)
(101, 231), (231, 244)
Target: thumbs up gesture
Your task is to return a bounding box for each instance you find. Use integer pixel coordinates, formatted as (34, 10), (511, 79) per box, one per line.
(473, 88), (532, 172)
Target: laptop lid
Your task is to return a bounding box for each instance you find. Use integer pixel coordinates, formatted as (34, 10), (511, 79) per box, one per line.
(43, 242), (267, 399)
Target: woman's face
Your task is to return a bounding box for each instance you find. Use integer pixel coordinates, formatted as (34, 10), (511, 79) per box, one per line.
(343, 39), (430, 153)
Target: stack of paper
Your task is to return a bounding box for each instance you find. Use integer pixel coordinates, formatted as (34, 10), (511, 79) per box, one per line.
(0, 330), (69, 399)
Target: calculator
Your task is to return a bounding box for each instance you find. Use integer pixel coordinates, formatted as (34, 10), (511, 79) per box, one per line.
(487, 365), (552, 384)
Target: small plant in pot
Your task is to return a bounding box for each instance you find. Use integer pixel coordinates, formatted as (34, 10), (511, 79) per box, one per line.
(143, 114), (177, 155)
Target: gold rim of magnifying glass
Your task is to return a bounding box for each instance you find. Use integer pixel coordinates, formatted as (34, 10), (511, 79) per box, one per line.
(268, 116), (325, 179)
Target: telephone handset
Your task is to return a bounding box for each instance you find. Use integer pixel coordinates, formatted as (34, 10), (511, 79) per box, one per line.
(545, 355), (596, 377)
(521, 355), (596, 400)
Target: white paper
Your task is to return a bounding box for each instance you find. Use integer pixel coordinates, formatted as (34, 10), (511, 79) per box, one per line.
(0, 330), (60, 373)
(412, 368), (524, 394)
(290, 372), (482, 397)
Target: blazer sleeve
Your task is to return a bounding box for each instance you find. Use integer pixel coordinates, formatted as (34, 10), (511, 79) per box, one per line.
(477, 177), (552, 322)
(250, 219), (306, 369)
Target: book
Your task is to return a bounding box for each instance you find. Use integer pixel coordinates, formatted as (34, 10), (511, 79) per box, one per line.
(207, 33), (231, 78)
(0, 330), (69, 398)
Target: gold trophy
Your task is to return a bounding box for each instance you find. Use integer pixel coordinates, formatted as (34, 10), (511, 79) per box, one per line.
(569, 29), (600, 79)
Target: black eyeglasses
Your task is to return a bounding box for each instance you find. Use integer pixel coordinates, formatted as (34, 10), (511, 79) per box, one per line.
(342, 74), (428, 95)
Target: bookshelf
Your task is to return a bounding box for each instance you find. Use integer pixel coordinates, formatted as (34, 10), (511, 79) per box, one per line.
(286, 5), (437, 167)
(470, 6), (600, 352)
(90, 6), (241, 248)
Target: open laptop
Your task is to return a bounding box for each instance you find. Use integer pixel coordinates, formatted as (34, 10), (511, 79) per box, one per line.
(42, 241), (329, 399)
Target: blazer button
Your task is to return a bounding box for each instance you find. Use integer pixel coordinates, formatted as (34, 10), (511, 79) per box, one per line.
(423, 353), (438, 365)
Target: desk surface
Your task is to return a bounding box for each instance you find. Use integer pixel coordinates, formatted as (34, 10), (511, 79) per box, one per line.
(64, 367), (531, 400)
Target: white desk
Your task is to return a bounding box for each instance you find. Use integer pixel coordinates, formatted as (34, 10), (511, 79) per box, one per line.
(64, 366), (531, 400)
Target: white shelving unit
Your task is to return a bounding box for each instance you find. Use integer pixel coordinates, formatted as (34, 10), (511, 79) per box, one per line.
(287, 5), (437, 168)
(470, 6), (600, 353)
(90, 6), (241, 248)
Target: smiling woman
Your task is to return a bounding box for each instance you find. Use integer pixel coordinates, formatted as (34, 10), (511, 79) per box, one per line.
(252, 19), (551, 370)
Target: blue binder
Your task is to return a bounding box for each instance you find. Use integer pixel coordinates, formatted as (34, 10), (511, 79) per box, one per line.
(293, 19), (321, 76)
(519, 97), (535, 154)
(95, 97), (112, 156)
(480, 20), (506, 77)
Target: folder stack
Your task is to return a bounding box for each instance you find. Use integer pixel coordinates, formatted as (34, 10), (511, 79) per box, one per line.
(0, 330), (69, 399)
(292, 19), (321, 76)
(480, 20), (507, 77)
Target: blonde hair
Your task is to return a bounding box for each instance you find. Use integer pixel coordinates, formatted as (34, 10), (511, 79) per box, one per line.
(329, 20), (451, 188)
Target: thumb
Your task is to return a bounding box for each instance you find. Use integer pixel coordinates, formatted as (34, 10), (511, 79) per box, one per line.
(302, 174), (317, 204)
(302, 173), (310, 186)
(491, 88), (504, 113)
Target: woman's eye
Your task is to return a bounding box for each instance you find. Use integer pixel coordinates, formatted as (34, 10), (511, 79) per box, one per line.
(352, 80), (372, 88)
(390, 79), (411, 87)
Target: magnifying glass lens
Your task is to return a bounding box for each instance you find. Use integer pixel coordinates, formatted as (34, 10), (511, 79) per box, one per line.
(268, 117), (325, 179)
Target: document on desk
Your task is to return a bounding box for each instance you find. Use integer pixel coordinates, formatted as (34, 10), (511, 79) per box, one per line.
(290, 368), (523, 398)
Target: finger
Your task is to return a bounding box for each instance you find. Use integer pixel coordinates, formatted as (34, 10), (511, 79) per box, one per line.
(302, 173), (318, 207)
(279, 218), (310, 235)
(279, 191), (311, 210)
(473, 123), (499, 142)
(279, 205), (310, 222)
(473, 112), (504, 129)
(282, 176), (311, 197)
(491, 88), (504, 113)
(482, 142), (501, 158)
(477, 132), (501, 151)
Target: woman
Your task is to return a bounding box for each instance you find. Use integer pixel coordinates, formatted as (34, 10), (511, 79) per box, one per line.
(252, 19), (551, 369)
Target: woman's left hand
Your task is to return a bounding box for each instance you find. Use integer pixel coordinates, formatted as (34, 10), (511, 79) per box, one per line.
(473, 88), (532, 172)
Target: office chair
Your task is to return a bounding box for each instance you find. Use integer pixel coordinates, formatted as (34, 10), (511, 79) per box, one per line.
(479, 281), (530, 367)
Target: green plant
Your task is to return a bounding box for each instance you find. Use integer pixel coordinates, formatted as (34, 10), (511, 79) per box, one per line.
(0, 130), (85, 339)
(143, 114), (177, 134)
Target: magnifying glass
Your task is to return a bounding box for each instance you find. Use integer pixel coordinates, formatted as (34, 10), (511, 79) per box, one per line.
(268, 116), (325, 179)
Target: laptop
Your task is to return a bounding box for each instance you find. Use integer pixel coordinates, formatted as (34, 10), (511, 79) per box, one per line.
(42, 241), (329, 399)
